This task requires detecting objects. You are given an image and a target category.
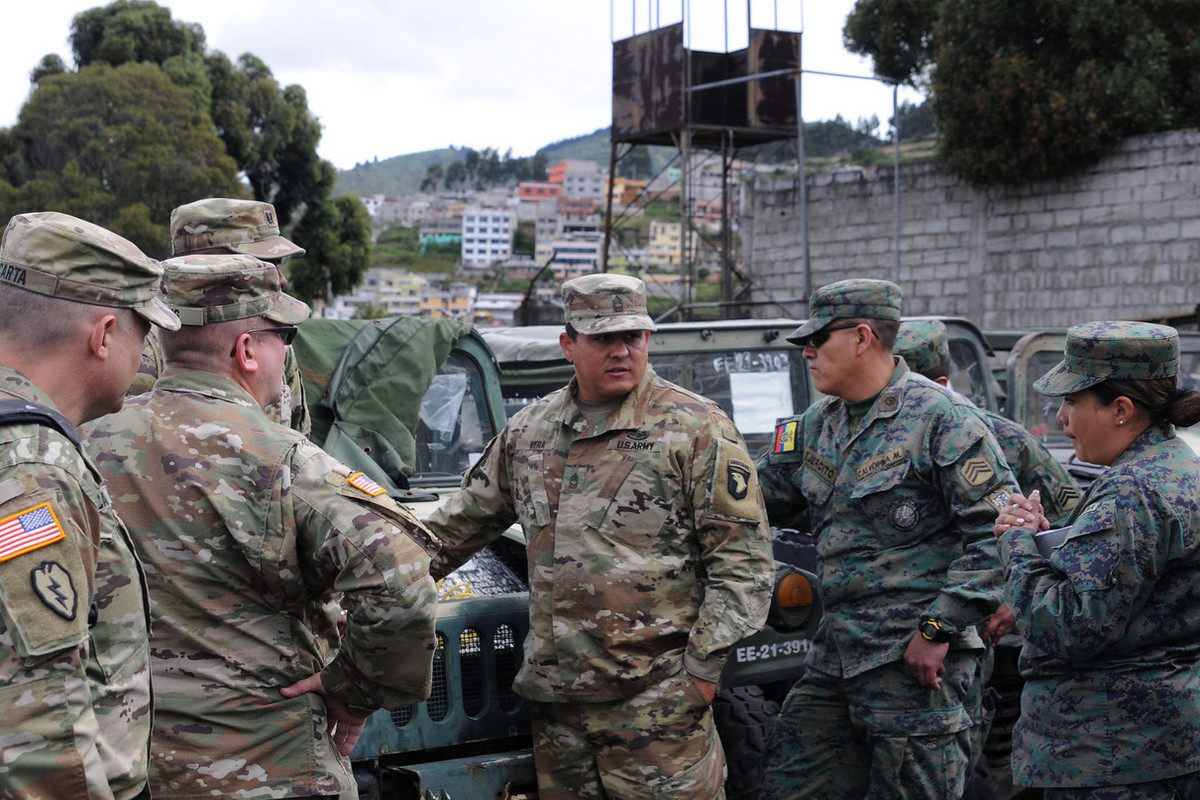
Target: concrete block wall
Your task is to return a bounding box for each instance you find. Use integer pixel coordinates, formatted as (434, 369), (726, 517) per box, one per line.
(745, 129), (1200, 330)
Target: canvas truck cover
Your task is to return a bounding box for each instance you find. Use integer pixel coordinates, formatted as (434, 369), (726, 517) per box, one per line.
(292, 316), (473, 491)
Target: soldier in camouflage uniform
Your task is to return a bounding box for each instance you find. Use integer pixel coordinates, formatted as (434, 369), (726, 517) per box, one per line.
(0, 212), (180, 799)
(896, 319), (1080, 528)
(757, 280), (1017, 799)
(425, 273), (774, 800)
(994, 321), (1200, 798)
(83, 254), (439, 799)
(130, 197), (311, 436)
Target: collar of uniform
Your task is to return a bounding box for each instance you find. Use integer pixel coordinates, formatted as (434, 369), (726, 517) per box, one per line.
(556, 366), (658, 435)
(153, 367), (262, 409)
(0, 365), (61, 412)
(1110, 421), (1175, 470)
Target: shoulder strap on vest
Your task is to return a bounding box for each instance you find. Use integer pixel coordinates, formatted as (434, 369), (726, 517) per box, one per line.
(0, 398), (82, 452)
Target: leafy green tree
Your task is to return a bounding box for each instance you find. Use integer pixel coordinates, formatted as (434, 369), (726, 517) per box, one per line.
(934, 0), (1200, 184)
(71, 0), (205, 67)
(844, 0), (939, 85)
(845, 0), (1200, 184)
(68, 3), (351, 251)
(285, 195), (373, 305)
(1, 63), (240, 253)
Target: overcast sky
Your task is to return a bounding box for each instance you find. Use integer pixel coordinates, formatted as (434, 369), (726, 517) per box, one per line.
(3, 0), (925, 171)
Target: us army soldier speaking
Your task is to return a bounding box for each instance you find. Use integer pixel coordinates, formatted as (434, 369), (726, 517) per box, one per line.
(425, 273), (774, 799)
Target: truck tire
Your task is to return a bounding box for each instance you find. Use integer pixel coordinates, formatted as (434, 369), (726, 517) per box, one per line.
(713, 685), (779, 800)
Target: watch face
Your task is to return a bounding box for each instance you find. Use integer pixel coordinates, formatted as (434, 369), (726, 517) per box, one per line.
(920, 618), (951, 643)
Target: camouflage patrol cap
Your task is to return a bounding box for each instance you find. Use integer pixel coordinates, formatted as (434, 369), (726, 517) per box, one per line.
(162, 253), (310, 326)
(895, 319), (950, 376)
(170, 198), (305, 260)
(787, 278), (902, 344)
(1034, 320), (1179, 397)
(562, 273), (657, 335)
(0, 211), (180, 330)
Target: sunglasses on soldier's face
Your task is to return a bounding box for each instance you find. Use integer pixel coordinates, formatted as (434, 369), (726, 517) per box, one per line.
(803, 322), (863, 349)
(229, 326), (298, 357)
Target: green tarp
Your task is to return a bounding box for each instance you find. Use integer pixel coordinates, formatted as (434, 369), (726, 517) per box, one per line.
(292, 316), (472, 489)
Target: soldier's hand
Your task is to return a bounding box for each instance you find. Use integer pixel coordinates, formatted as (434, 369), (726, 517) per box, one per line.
(903, 631), (949, 690)
(981, 604), (1016, 644)
(280, 673), (369, 756)
(994, 489), (1047, 536)
(690, 675), (718, 705)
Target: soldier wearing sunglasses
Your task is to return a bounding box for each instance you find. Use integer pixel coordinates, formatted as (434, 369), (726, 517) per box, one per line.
(81, 253), (439, 800)
(756, 279), (1017, 799)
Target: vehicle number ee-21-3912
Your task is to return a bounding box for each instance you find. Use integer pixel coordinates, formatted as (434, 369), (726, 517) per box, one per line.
(734, 638), (811, 664)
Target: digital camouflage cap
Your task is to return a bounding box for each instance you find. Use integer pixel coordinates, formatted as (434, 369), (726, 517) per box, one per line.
(895, 319), (950, 376)
(170, 198), (305, 261)
(163, 253), (310, 326)
(787, 278), (902, 345)
(0, 211), (180, 330)
(1034, 320), (1179, 397)
(562, 273), (657, 335)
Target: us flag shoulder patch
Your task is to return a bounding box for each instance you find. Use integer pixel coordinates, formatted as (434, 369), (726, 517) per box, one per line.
(0, 503), (66, 562)
(347, 472), (387, 497)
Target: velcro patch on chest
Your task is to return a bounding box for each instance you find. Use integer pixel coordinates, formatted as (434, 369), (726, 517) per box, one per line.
(959, 457), (996, 487)
(608, 432), (662, 453)
(854, 448), (906, 481)
(803, 448), (836, 485)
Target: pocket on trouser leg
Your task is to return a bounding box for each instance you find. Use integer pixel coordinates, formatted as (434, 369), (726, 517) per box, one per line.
(597, 704), (727, 800)
(870, 707), (974, 800)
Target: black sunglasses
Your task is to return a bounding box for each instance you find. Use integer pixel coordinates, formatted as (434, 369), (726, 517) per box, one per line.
(230, 325), (298, 357)
(803, 322), (863, 349)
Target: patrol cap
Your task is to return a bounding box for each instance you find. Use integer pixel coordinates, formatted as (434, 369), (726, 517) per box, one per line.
(787, 278), (902, 344)
(170, 198), (305, 260)
(162, 253), (310, 326)
(562, 273), (657, 335)
(0, 211), (180, 330)
(1034, 320), (1179, 397)
(895, 319), (949, 376)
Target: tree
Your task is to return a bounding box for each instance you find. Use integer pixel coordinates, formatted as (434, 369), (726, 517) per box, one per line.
(285, 195), (373, 305)
(1, 63), (241, 253)
(934, 0), (1200, 184)
(845, 0), (1200, 185)
(844, 0), (939, 86)
(71, 0), (205, 67)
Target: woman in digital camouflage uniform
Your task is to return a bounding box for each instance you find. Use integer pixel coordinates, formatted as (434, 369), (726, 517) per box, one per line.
(994, 320), (1200, 799)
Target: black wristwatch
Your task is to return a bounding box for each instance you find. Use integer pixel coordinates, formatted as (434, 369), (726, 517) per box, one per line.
(918, 616), (954, 644)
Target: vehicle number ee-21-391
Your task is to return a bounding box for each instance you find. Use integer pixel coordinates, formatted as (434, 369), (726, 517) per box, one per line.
(733, 638), (811, 664)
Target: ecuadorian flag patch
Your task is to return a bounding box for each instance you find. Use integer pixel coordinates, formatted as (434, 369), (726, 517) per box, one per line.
(774, 421), (798, 454)
(347, 472), (387, 497)
(0, 503), (65, 562)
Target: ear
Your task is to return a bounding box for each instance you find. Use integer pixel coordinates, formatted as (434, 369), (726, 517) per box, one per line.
(559, 331), (575, 363)
(231, 333), (261, 375)
(936, 377), (951, 387)
(855, 323), (874, 353)
(88, 313), (119, 360)
(1112, 395), (1136, 427)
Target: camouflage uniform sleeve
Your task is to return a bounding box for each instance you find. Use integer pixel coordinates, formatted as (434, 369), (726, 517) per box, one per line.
(424, 426), (519, 580)
(0, 463), (114, 799)
(755, 415), (810, 531)
(289, 446), (439, 712)
(683, 414), (775, 683)
(998, 472), (1148, 662)
(925, 404), (1015, 630)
